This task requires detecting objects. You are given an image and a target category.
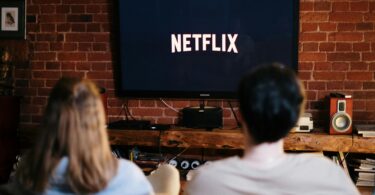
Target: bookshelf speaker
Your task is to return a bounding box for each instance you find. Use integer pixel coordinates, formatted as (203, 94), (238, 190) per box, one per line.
(329, 96), (353, 135)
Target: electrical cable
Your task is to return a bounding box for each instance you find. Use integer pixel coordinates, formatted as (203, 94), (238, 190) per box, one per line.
(159, 98), (179, 113)
(124, 99), (136, 121)
(228, 101), (241, 128)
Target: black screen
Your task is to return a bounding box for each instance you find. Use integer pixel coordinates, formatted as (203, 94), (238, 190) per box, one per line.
(117, 0), (299, 98)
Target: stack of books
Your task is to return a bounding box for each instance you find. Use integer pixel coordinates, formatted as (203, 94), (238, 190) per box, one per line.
(351, 158), (375, 187)
(356, 125), (375, 138)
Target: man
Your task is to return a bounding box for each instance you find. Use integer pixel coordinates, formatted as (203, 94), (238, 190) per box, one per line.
(185, 63), (359, 195)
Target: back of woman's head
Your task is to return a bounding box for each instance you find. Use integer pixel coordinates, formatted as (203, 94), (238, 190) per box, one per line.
(238, 63), (305, 145)
(17, 77), (117, 193)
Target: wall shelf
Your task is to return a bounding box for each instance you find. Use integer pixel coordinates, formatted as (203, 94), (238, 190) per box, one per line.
(108, 128), (375, 153)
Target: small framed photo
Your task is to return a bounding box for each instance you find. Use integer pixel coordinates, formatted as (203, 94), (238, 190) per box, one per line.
(0, 0), (25, 39)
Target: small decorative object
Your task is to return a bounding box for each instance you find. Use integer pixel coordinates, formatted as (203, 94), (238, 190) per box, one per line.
(0, 47), (13, 95)
(0, 0), (26, 39)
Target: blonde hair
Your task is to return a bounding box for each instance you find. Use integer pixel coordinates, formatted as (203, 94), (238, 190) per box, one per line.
(17, 77), (118, 193)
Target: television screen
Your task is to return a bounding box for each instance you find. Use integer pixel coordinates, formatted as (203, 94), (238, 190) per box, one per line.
(116, 0), (299, 98)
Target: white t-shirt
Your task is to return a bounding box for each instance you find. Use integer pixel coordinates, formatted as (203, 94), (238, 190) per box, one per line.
(185, 154), (359, 195)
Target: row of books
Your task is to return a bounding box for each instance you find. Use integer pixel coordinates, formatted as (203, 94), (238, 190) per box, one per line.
(356, 124), (375, 138)
(350, 158), (375, 187)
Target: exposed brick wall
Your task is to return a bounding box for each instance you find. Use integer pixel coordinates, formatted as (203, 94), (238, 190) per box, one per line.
(13, 0), (375, 128)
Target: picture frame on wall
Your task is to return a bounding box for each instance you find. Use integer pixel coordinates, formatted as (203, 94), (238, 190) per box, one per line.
(0, 0), (26, 39)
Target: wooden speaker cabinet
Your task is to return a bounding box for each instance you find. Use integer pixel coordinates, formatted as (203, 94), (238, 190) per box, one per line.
(0, 96), (20, 184)
(329, 96), (353, 135)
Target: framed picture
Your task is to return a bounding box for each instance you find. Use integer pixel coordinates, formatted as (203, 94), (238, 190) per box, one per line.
(0, 0), (25, 39)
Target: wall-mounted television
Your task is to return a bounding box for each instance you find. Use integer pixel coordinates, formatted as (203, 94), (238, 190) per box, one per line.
(116, 0), (299, 99)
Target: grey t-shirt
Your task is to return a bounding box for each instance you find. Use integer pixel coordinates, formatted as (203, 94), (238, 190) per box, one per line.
(185, 154), (359, 195)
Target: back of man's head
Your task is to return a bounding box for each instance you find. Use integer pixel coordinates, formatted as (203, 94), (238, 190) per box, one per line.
(238, 63), (305, 145)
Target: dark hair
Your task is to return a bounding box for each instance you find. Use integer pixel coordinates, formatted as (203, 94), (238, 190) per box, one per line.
(238, 63), (305, 144)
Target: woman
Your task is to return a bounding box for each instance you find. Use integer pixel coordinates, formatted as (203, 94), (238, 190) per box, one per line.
(14, 77), (154, 194)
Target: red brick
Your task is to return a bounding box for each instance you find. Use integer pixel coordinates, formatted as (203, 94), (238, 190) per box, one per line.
(87, 24), (101, 32)
(332, 62), (350, 71)
(56, 5), (70, 14)
(313, 72), (345, 80)
(299, 62), (313, 71)
(364, 32), (375, 41)
(62, 0), (92, 4)
(28, 5), (40, 14)
(364, 82), (375, 89)
(40, 5), (56, 13)
(350, 62), (368, 71)
(32, 97), (47, 106)
(305, 91), (317, 101)
(314, 62), (331, 71)
(94, 34), (110, 42)
(328, 33), (363, 42)
(30, 80), (45, 87)
(88, 53), (112, 61)
(356, 23), (373, 31)
(157, 118), (174, 125)
(308, 82), (326, 90)
(350, 1), (369, 12)
(336, 43), (352, 51)
(297, 72), (311, 80)
(299, 52), (326, 62)
(363, 52), (375, 61)
(63, 43), (78, 51)
(46, 62), (61, 70)
(330, 12), (363, 22)
(50, 43), (63, 51)
(66, 33), (94, 42)
(78, 43), (92, 51)
(61, 71), (85, 78)
(300, 2), (313, 11)
(299, 33), (326, 42)
(332, 2), (349, 12)
(67, 14), (92, 22)
(91, 63), (107, 71)
(76, 62), (91, 70)
(57, 23), (70, 32)
(60, 62), (75, 70)
(58, 52), (87, 61)
(314, 2), (331, 11)
(32, 52), (57, 61)
(71, 24), (86, 32)
(319, 43), (335, 51)
(327, 81), (344, 90)
(93, 14), (109, 23)
(354, 100), (366, 111)
(327, 53), (360, 61)
(140, 100), (156, 107)
(300, 13), (329, 22)
(87, 5), (101, 13)
(34, 43), (49, 51)
(93, 43), (107, 51)
(37, 34), (64, 41)
(353, 43), (370, 51)
(87, 72), (112, 79)
(337, 23), (356, 31)
(39, 14), (66, 23)
(33, 0), (61, 4)
(38, 88), (53, 96)
(30, 62), (45, 70)
(33, 71), (61, 79)
(132, 108), (163, 117)
(347, 72), (373, 80)
(301, 23), (318, 32)
(318, 23), (337, 32)
(303, 43), (318, 52)
(41, 24), (56, 32)
(71, 5), (85, 13)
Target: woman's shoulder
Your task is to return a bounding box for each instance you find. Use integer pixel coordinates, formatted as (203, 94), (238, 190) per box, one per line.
(99, 159), (153, 195)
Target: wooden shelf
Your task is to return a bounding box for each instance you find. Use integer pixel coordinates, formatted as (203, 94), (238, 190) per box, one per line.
(108, 128), (375, 153)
